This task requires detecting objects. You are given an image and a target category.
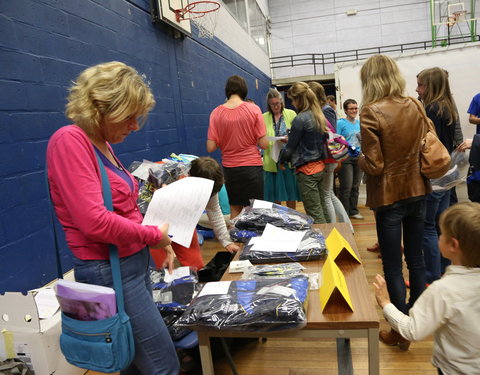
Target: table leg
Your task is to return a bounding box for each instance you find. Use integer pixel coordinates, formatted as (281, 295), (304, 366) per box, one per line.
(198, 332), (214, 375)
(336, 338), (353, 375)
(368, 328), (379, 375)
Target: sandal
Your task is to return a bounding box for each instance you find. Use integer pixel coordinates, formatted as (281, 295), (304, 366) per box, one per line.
(177, 348), (199, 373)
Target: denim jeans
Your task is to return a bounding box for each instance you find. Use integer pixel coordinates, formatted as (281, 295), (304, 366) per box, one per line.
(376, 198), (426, 314)
(73, 248), (179, 375)
(322, 163), (354, 232)
(296, 170), (327, 223)
(423, 190), (451, 284)
(338, 157), (362, 216)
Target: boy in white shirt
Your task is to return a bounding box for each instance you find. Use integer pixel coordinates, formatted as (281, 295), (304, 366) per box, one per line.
(374, 202), (480, 375)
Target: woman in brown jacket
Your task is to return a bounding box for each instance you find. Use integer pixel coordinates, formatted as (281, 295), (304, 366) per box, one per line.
(359, 55), (431, 350)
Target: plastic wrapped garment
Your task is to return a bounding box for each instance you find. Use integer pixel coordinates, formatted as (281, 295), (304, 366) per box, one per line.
(150, 267), (201, 314)
(241, 263), (305, 279)
(431, 150), (469, 191)
(239, 228), (327, 264)
(230, 203), (314, 243)
(128, 159), (190, 214)
(150, 267), (201, 341)
(175, 276), (309, 331)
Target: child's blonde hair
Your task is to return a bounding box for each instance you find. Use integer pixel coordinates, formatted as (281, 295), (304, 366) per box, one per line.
(439, 202), (480, 267)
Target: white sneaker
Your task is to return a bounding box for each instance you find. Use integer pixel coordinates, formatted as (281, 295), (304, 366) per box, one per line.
(350, 213), (364, 220)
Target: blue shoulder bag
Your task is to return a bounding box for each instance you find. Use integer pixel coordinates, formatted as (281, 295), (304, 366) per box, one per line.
(48, 152), (135, 373)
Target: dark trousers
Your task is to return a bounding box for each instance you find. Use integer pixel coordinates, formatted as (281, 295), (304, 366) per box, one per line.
(376, 198), (426, 314)
(338, 157), (362, 216)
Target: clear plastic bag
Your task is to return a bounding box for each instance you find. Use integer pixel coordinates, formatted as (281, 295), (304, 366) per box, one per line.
(241, 263), (305, 279)
(431, 150), (469, 191)
(230, 202), (314, 243)
(239, 228), (327, 264)
(175, 276), (308, 331)
(129, 159), (190, 214)
(150, 267), (201, 314)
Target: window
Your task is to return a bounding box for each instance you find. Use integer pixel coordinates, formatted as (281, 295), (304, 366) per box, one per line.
(223, 0), (269, 52)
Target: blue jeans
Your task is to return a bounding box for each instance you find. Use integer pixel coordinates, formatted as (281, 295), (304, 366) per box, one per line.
(423, 190), (451, 284)
(376, 198), (426, 314)
(73, 248), (179, 375)
(322, 163), (354, 232)
(338, 157), (362, 216)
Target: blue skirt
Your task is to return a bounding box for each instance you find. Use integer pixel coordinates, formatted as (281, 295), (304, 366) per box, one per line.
(264, 168), (301, 202)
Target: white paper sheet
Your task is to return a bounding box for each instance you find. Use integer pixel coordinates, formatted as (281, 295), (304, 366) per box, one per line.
(163, 266), (191, 283)
(251, 199), (273, 209)
(251, 223), (306, 252)
(198, 281), (231, 297)
(142, 177), (214, 247)
(266, 136), (286, 163)
(33, 288), (60, 319)
(267, 136), (286, 142)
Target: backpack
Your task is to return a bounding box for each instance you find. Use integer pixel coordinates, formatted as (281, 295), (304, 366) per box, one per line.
(0, 359), (33, 375)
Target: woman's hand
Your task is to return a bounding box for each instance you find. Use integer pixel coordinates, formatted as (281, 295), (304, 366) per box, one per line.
(373, 274), (391, 308)
(151, 223), (171, 249)
(225, 243), (240, 253)
(281, 135), (288, 143)
(161, 245), (175, 274)
(457, 139), (472, 152)
(278, 163), (286, 171)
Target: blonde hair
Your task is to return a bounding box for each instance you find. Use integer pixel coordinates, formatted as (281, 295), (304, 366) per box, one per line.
(287, 82), (327, 132)
(307, 81), (327, 107)
(416, 67), (458, 126)
(360, 54), (406, 106)
(66, 61), (155, 136)
(266, 88), (284, 114)
(439, 202), (480, 267)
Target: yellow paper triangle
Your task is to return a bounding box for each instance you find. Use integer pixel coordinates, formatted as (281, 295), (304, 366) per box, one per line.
(319, 256), (354, 312)
(326, 227), (361, 264)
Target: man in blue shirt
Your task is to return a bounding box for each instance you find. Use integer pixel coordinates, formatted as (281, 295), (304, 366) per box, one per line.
(467, 93), (480, 134)
(336, 99), (363, 220)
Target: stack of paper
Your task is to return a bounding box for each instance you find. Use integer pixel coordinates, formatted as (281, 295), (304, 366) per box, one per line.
(54, 279), (116, 321)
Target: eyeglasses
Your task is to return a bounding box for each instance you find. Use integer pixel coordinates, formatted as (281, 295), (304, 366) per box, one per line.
(270, 102), (282, 107)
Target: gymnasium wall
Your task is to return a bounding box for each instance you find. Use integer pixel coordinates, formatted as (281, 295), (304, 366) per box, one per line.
(335, 43), (480, 139)
(0, 0), (271, 292)
(268, 0), (477, 78)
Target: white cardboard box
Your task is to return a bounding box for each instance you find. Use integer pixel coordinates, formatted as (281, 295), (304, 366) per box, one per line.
(0, 291), (87, 375)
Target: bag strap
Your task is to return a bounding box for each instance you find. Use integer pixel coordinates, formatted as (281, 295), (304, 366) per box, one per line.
(94, 151), (127, 315)
(409, 96), (435, 136)
(45, 166), (66, 280)
(46, 151), (127, 315)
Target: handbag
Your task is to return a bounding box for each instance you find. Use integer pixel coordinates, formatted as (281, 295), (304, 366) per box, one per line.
(325, 131), (350, 162)
(47, 152), (135, 373)
(410, 97), (451, 179)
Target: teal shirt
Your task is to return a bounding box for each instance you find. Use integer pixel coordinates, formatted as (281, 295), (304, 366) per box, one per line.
(337, 118), (361, 151)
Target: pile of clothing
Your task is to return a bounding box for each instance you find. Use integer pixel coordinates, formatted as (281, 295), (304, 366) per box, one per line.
(175, 276), (309, 331)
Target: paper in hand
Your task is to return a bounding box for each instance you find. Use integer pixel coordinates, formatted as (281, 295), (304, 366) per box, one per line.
(142, 177), (214, 247)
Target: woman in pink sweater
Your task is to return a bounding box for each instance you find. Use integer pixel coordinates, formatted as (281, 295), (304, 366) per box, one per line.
(47, 62), (179, 374)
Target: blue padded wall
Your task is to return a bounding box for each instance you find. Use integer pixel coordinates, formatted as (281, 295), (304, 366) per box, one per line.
(0, 0), (271, 292)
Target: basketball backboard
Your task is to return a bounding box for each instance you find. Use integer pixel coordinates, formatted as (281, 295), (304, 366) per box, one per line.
(151, 0), (192, 36)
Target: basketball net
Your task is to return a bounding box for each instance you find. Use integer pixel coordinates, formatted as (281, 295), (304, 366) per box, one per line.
(190, 3), (219, 39)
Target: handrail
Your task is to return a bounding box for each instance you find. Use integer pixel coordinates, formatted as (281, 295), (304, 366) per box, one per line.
(270, 35), (480, 76)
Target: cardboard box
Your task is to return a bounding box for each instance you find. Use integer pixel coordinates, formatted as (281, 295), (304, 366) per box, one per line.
(0, 291), (87, 375)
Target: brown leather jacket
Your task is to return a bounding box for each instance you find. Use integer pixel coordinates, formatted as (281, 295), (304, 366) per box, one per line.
(358, 97), (431, 208)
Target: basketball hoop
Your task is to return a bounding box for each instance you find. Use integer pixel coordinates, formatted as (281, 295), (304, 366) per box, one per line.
(453, 10), (468, 23)
(175, 1), (220, 39)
